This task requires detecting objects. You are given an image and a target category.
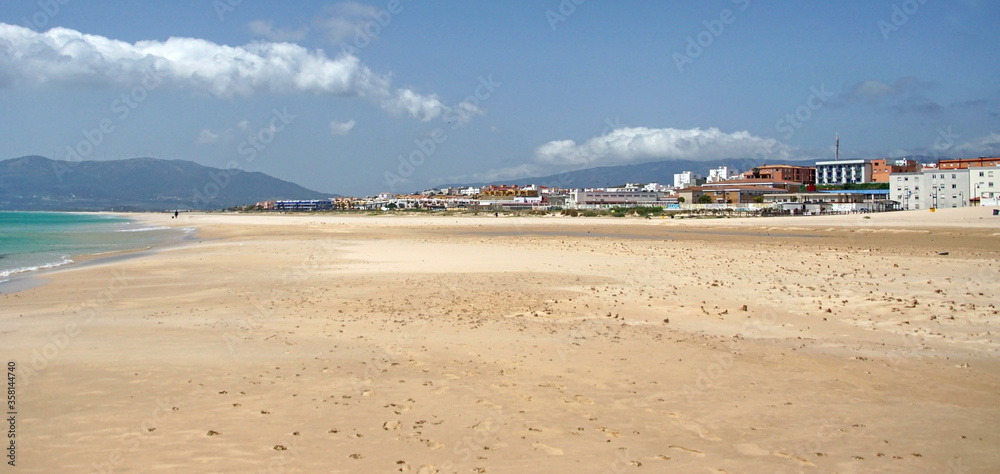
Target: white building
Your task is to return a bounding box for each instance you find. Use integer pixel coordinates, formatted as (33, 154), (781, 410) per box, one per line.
(815, 160), (872, 185)
(707, 166), (738, 183)
(970, 167), (1000, 206)
(891, 169), (970, 210)
(642, 182), (668, 192)
(570, 190), (662, 207)
(673, 171), (703, 189)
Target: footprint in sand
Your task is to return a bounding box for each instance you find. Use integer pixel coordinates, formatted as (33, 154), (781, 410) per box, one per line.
(673, 420), (721, 441)
(471, 420), (495, 432)
(734, 443), (770, 456)
(532, 443), (564, 455)
(561, 395), (594, 404)
(668, 445), (705, 457)
(383, 420), (402, 430)
(773, 451), (815, 466)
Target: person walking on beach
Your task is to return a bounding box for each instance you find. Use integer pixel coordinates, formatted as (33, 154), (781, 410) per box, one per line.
(174, 210), (179, 219)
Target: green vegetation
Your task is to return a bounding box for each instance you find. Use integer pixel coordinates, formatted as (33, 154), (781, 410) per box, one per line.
(696, 194), (712, 204)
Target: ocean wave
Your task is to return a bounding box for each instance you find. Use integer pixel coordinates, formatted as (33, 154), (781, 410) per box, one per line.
(0, 257), (75, 278)
(117, 226), (170, 233)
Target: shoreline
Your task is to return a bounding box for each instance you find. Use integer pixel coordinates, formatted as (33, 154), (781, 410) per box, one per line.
(0, 212), (197, 294)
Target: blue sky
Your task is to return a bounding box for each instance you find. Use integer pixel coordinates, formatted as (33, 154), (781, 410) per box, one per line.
(1, 0), (998, 195)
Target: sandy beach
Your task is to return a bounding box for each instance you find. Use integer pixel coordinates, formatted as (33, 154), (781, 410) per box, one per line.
(3, 208), (999, 473)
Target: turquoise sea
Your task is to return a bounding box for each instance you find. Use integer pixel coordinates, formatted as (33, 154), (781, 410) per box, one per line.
(0, 212), (186, 283)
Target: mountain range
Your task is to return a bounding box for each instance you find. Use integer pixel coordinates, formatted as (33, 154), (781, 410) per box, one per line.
(2, 155), (941, 210)
(440, 158), (817, 190)
(440, 156), (940, 190)
(0, 156), (335, 211)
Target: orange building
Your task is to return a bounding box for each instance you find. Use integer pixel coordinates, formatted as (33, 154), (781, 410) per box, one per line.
(479, 185), (539, 199)
(939, 157), (1000, 169)
(747, 165), (816, 184)
(679, 185), (787, 204)
(871, 158), (918, 182)
(702, 178), (803, 191)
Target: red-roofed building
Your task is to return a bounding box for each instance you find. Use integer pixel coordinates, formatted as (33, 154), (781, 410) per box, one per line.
(939, 157), (1000, 169)
(701, 178), (804, 191)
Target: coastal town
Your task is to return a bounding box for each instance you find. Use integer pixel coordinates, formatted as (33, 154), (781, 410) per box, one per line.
(255, 156), (1000, 214)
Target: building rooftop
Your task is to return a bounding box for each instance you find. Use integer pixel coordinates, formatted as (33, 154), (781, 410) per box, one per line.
(684, 185), (787, 192)
(701, 178), (802, 186)
(817, 189), (890, 195)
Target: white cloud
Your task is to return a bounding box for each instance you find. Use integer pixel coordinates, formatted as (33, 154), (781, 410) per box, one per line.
(535, 126), (793, 167)
(0, 23), (479, 123)
(443, 126), (795, 183)
(196, 129), (220, 144)
(329, 119), (356, 135)
(852, 80), (896, 99)
(247, 20), (309, 42)
(316, 2), (381, 43)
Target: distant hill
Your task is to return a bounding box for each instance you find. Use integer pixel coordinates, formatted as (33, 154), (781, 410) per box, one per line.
(0, 156), (336, 211)
(442, 157), (824, 189)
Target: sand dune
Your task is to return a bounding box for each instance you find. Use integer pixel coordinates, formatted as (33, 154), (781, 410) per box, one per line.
(3, 210), (998, 472)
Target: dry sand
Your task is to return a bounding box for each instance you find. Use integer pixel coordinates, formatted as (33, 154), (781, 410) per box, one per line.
(3, 208), (999, 473)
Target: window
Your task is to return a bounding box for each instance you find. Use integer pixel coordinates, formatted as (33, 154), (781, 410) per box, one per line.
(952, 174), (957, 179)
(952, 184), (957, 189)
